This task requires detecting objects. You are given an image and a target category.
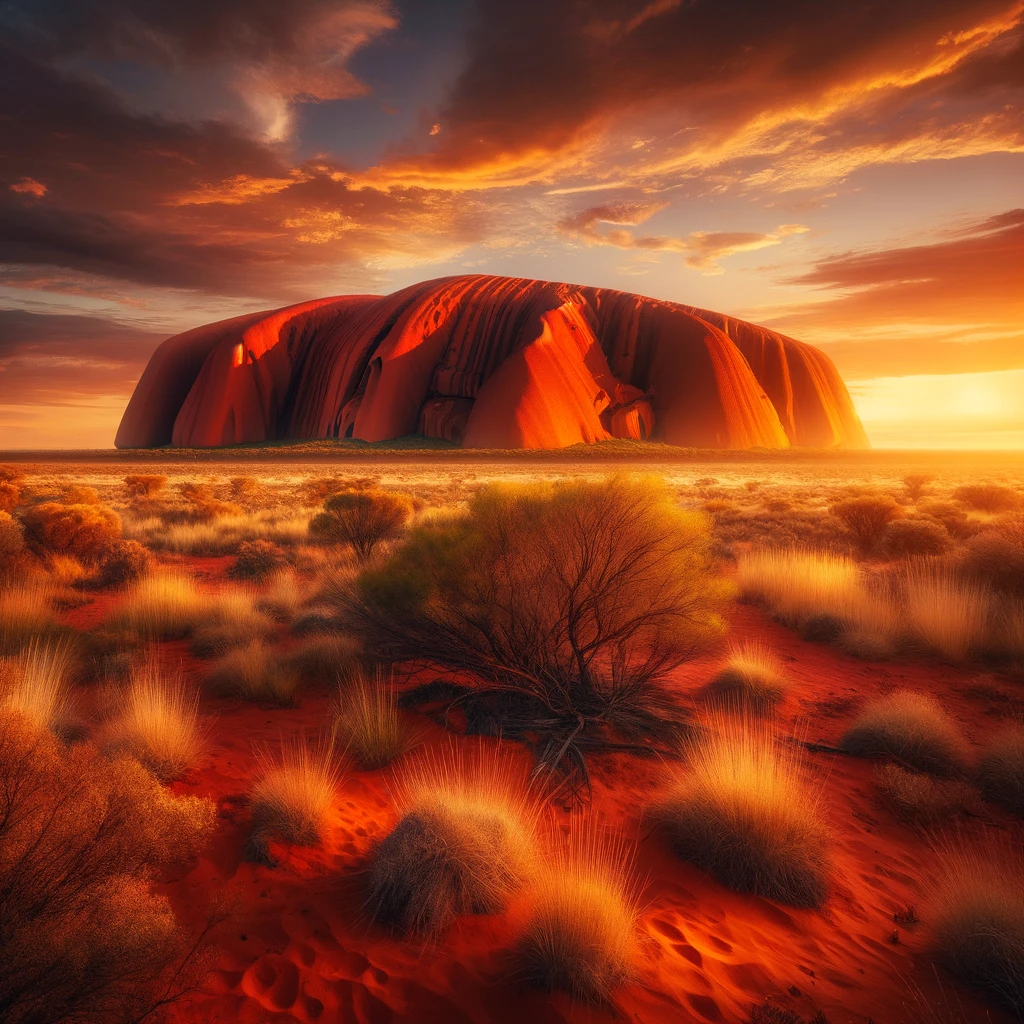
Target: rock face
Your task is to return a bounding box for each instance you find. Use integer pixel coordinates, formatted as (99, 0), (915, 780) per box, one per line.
(116, 275), (868, 450)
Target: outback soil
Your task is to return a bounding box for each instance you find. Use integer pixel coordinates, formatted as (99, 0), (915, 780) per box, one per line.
(63, 561), (1021, 1024)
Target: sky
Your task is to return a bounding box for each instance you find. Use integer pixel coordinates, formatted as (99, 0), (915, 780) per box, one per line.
(0, 0), (1022, 449)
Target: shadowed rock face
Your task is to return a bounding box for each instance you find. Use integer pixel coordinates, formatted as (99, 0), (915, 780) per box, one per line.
(115, 275), (868, 450)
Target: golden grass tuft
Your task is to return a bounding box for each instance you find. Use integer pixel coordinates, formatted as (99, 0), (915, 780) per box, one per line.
(926, 842), (1024, 1012)
(902, 565), (991, 662)
(109, 572), (208, 638)
(206, 640), (300, 706)
(367, 746), (538, 935)
(247, 735), (339, 862)
(657, 714), (831, 907)
(706, 642), (789, 711)
(333, 669), (418, 770)
(1, 639), (77, 736)
(0, 582), (60, 653)
(977, 725), (1024, 817)
(840, 690), (970, 777)
(188, 588), (274, 658)
(106, 658), (204, 780)
(874, 764), (970, 827)
(515, 823), (640, 1005)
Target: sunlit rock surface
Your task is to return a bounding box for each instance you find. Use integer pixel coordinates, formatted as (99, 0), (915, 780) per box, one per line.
(116, 275), (868, 450)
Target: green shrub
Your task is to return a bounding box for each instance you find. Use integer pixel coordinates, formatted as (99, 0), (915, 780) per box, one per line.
(349, 477), (729, 794)
(310, 488), (413, 560)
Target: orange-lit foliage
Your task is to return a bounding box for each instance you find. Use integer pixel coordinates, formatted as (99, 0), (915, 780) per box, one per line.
(831, 495), (902, 556)
(0, 715), (215, 1023)
(310, 488), (413, 560)
(20, 501), (121, 563)
(953, 483), (1021, 513)
(0, 481), (21, 513)
(95, 539), (153, 587)
(124, 474), (167, 498)
(0, 512), (27, 577)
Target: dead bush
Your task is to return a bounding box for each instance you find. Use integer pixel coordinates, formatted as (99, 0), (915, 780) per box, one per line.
(20, 501), (121, 563)
(953, 483), (1022, 513)
(349, 478), (729, 797)
(229, 539), (287, 581)
(881, 518), (951, 558)
(0, 716), (216, 1024)
(831, 495), (902, 556)
(309, 488), (413, 561)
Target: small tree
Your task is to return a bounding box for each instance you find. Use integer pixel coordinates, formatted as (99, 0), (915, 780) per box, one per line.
(310, 488), (413, 561)
(124, 474), (167, 499)
(831, 495), (902, 556)
(347, 477), (730, 798)
(19, 502), (121, 563)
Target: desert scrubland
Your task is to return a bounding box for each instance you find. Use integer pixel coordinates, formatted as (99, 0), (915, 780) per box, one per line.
(0, 449), (1022, 1024)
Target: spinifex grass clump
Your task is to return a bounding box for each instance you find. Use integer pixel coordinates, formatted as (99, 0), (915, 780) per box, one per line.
(657, 715), (831, 907)
(0, 582), (62, 654)
(926, 842), (1024, 1012)
(840, 690), (970, 777)
(706, 642), (789, 712)
(1, 639), (77, 737)
(247, 735), (340, 863)
(367, 747), (538, 935)
(333, 669), (418, 770)
(349, 477), (729, 797)
(901, 564), (991, 662)
(206, 640), (300, 706)
(109, 572), (208, 639)
(515, 824), (640, 1005)
(106, 658), (204, 780)
(977, 725), (1024, 817)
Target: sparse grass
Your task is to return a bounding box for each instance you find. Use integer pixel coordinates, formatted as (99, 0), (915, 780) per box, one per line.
(206, 640), (300, 706)
(106, 659), (204, 780)
(657, 715), (831, 907)
(333, 669), (418, 769)
(874, 764), (970, 826)
(515, 824), (640, 1005)
(125, 512), (308, 555)
(247, 735), (339, 863)
(283, 632), (361, 683)
(189, 588), (274, 658)
(706, 642), (789, 711)
(1, 640), (77, 736)
(109, 572), (208, 638)
(367, 746), (538, 935)
(902, 565), (991, 662)
(840, 691), (970, 777)
(977, 725), (1024, 816)
(926, 842), (1024, 1012)
(0, 582), (60, 653)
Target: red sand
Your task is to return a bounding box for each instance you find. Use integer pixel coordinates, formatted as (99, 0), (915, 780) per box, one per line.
(66, 577), (1018, 1024)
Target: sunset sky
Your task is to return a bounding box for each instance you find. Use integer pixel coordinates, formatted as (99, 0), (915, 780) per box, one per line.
(1, 0), (1022, 449)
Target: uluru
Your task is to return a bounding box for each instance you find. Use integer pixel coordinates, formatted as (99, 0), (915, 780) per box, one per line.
(115, 275), (868, 450)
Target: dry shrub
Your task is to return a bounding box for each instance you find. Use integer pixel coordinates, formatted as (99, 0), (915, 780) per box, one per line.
(706, 642), (789, 712)
(256, 569), (306, 622)
(310, 487), (413, 560)
(94, 538), (153, 587)
(128, 511), (308, 556)
(0, 480), (21, 513)
(0, 716), (215, 1024)
(283, 633), (361, 683)
(840, 691), (969, 776)
(904, 474), (935, 501)
(953, 483), (1021, 513)
(657, 715), (831, 907)
(902, 565), (990, 662)
(926, 842), (1024, 1012)
(247, 735), (338, 863)
(333, 669), (417, 769)
(0, 511), (26, 568)
(124, 474), (167, 498)
(230, 538), (287, 581)
(977, 725), (1024, 816)
(515, 823), (639, 1005)
(106, 660), (204, 780)
(177, 482), (241, 522)
(0, 582), (62, 654)
(918, 500), (982, 541)
(0, 465), (23, 484)
(229, 475), (265, 507)
(960, 521), (1024, 598)
(1, 640), (77, 736)
(874, 764), (970, 826)
(206, 640), (299, 706)
(830, 494), (902, 556)
(882, 518), (951, 558)
(20, 501), (121, 563)
(367, 747), (537, 935)
(62, 484), (101, 505)
(351, 478), (728, 795)
(189, 588), (274, 658)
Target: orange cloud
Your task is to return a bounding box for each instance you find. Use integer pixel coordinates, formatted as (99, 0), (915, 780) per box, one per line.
(9, 178), (47, 198)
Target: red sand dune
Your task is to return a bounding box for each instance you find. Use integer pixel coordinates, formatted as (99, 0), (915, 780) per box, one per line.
(115, 276), (868, 450)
